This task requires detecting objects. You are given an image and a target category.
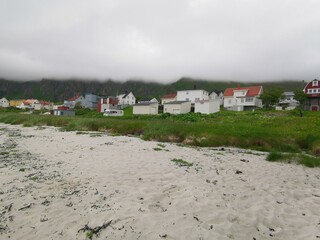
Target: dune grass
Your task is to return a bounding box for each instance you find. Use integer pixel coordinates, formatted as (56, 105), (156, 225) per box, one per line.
(0, 109), (320, 167)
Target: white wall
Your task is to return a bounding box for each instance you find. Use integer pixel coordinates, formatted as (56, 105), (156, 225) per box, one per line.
(0, 98), (9, 107)
(133, 103), (158, 115)
(176, 90), (209, 103)
(164, 102), (191, 114)
(118, 92), (136, 105)
(195, 100), (220, 114)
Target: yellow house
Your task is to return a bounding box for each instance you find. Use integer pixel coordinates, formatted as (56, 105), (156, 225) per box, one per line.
(9, 100), (24, 107)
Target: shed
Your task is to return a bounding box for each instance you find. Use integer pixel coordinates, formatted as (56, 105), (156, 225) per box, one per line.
(133, 102), (159, 115)
(163, 101), (191, 114)
(195, 100), (220, 114)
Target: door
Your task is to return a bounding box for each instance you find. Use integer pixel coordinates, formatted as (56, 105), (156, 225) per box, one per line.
(311, 106), (319, 111)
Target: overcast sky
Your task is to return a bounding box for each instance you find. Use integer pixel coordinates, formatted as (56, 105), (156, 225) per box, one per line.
(0, 0), (319, 82)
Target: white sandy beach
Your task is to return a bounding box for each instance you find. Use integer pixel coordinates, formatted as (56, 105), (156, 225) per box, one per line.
(0, 123), (320, 240)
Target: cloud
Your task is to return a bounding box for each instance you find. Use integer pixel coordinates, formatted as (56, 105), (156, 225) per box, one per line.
(0, 0), (320, 82)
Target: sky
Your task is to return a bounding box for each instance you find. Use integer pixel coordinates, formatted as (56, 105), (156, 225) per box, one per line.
(0, 0), (320, 83)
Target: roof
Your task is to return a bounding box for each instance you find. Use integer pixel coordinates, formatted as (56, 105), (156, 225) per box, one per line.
(224, 86), (262, 97)
(163, 101), (190, 105)
(134, 102), (158, 106)
(161, 93), (177, 99)
(68, 95), (82, 101)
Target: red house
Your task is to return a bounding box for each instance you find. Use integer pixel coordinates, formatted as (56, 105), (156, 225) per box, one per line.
(303, 79), (320, 111)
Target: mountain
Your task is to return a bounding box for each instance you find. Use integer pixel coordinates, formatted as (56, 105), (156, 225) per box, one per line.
(0, 77), (305, 102)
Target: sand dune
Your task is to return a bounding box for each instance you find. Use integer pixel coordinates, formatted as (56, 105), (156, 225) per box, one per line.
(0, 123), (319, 240)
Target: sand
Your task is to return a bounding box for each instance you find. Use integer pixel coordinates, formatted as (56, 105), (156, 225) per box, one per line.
(0, 123), (319, 240)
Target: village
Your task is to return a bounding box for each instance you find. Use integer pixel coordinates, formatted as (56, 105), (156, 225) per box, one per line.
(0, 79), (319, 116)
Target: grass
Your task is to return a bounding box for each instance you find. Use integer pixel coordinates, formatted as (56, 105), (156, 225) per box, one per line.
(267, 152), (320, 168)
(1, 109), (320, 167)
(171, 158), (193, 167)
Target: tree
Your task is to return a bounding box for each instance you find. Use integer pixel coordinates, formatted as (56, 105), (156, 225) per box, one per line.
(293, 90), (307, 109)
(74, 102), (83, 109)
(259, 88), (285, 109)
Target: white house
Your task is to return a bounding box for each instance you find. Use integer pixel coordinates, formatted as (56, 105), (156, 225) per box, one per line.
(117, 92), (136, 106)
(163, 101), (191, 114)
(0, 97), (9, 108)
(64, 95), (85, 108)
(278, 91), (299, 110)
(161, 93), (177, 104)
(223, 86), (263, 111)
(176, 90), (209, 103)
(195, 100), (220, 114)
(133, 102), (158, 115)
(209, 91), (224, 105)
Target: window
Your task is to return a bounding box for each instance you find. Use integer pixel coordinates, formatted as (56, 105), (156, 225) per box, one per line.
(186, 92), (189, 95)
(195, 98), (200, 101)
(312, 81), (318, 86)
(313, 89), (317, 93)
(228, 99), (232, 104)
(308, 89), (312, 93)
(241, 98), (244, 103)
(318, 89), (320, 93)
(246, 97), (253, 102)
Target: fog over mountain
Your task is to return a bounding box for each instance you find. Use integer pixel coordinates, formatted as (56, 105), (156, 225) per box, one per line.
(0, 0), (319, 82)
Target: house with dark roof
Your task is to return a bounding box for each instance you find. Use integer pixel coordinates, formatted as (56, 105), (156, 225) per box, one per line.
(303, 79), (320, 111)
(117, 92), (136, 107)
(223, 85), (263, 111)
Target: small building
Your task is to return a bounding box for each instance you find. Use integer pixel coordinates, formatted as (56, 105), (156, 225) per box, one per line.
(133, 102), (158, 115)
(98, 97), (119, 112)
(83, 93), (99, 109)
(163, 101), (191, 114)
(195, 100), (220, 114)
(9, 99), (24, 107)
(278, 91), (298, 110)
(209, 91), (224, 106)
(117, 92), (136, 107)
(223, 85), (263, 111)
(0, 97), (9, 108)
(176, 90), (209, 103)
(52, 106), (75, 116)
(39, 101), (54, 110)
(64, 94), (85, 108)
(161, 93), (177, 104)
(303, 79), (320, 111)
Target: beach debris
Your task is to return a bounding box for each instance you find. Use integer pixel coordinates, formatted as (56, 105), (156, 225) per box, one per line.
(240, 159), (249, 163)
(159, 234), (168, 238)
(18, 203), (33, 211)
(5, 203), (13, 211)
(235, 170), (243, 174)
(78, 220), (112, 237)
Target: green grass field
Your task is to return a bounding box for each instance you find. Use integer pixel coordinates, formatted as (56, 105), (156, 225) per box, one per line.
(0, 108), (319, 167)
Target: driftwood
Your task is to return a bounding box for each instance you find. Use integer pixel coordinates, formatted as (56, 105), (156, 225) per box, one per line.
(65, 190), (80, 196)
(78, 220), (112, 236)
(18, 203), (33, 211)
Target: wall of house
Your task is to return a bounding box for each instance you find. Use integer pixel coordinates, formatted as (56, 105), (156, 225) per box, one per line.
(133, 104), (158, 115)
(164, 102), (191, 114)
(195, 100), (220, 114)
(224, 97), (262, 110)
(176, 90), (209, 103)
(0, 98), (9, 107)
(100, 103), (118, 112)
(161, 97), (177, 104)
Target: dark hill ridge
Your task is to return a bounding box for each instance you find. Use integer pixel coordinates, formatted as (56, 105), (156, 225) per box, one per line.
(0, 77), (304, 102)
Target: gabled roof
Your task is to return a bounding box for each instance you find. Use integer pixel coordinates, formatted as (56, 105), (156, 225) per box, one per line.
(68, 95), (82, 101)
(224, 86), (262, 97)
(161, 93), (177, 99)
